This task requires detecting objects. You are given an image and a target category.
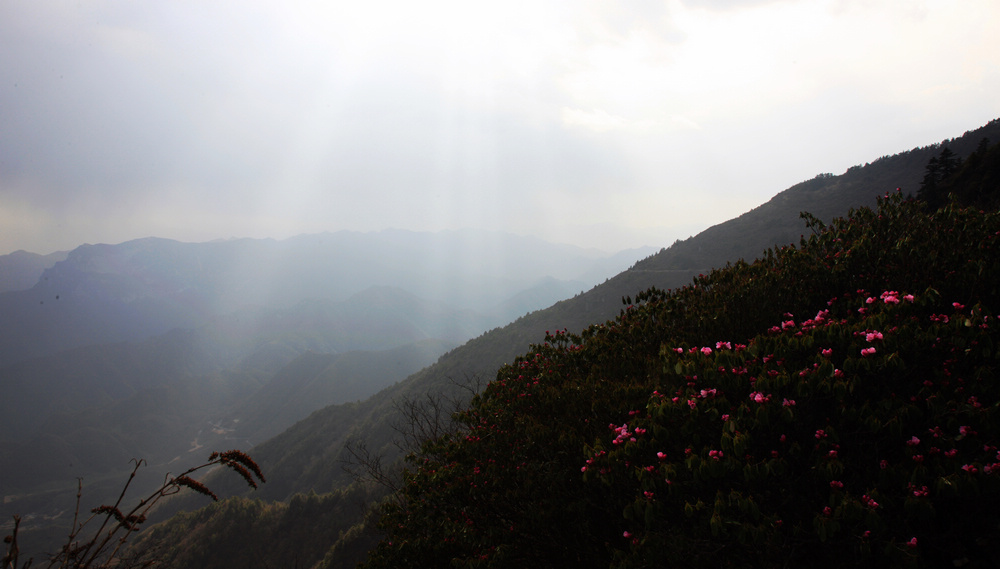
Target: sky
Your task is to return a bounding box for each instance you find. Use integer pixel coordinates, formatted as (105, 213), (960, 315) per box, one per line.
(1, 0), (999, 256)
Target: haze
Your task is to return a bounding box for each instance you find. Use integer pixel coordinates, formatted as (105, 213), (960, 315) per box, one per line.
(2, 0), (998, 255)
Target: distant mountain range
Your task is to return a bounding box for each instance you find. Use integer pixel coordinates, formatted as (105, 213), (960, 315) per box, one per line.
(0, 230), (653, 367)
(0, 227), (653, 553)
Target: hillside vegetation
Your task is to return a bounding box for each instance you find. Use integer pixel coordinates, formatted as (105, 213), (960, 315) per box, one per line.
(364, 190), (1000, 568)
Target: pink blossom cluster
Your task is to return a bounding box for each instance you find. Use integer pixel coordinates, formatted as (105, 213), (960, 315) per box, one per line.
(610, 423), (636, 446)
(581, 449), (606, 473)
(861, 494), (879, 509)
(866, 290), (914, 305)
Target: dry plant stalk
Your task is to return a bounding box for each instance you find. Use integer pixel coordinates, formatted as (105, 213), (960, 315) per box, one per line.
(2, 450), (265, 569)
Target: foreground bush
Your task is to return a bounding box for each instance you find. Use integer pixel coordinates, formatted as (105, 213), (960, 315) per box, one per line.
(363, 192), (1000, 568)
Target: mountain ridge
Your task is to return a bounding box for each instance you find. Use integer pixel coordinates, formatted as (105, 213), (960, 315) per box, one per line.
(225, 118), (1000, 502)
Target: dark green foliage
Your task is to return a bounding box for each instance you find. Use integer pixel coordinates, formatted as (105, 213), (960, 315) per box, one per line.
(364, 193), (1000, 568)
(918, 138), (1000, 211)
(3, 451), (265, 569)
(127, 485), (381, 569)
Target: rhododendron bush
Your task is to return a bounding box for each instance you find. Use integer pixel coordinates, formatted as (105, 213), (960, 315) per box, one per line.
(363, 193), (1000, 569)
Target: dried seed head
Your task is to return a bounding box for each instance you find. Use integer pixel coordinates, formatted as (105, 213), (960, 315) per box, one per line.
(174, 475), (219, 501)
(216, 450), (266, 484)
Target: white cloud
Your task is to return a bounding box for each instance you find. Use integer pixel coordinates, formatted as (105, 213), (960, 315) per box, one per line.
(1, 0), (998, 254)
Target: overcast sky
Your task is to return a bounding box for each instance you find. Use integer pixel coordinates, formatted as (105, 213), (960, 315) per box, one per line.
(1, 0), (998, 255)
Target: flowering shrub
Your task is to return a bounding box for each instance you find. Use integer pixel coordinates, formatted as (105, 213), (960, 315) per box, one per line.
(590, 291), (1000, 567)
(363, 193), (1000, 569)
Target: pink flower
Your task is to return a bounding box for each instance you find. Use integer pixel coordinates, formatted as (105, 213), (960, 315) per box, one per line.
(721, 414), (730, 421)
(716, 341), (731, 350)
(828, 450), (838, 458)
(907, 537), (918, 549)
(865, 331), (883, 342)
(782, 398), (796, 407)
(709, 450), (723, 460)
(861, 494), (879, 509)
(700, 346), (713, 355)
(830, 480), (843, 489)
(906, 436), (920, 447)
(815, 429), (827, 439)
(861, 347), (877, 357)
(953, 302), (965, 310)
(657, 452), (667, 461)
(821, 348), (833, 357)
(623, 531), (631, 539)
(903, 294), (914, 303)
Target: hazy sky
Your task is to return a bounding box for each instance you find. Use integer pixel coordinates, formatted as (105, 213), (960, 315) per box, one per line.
(2, 0), (998, 255)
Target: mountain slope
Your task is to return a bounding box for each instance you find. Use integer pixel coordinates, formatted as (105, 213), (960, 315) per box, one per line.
(0, 249), (67, 293)
(242, 119), (1000, 502)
